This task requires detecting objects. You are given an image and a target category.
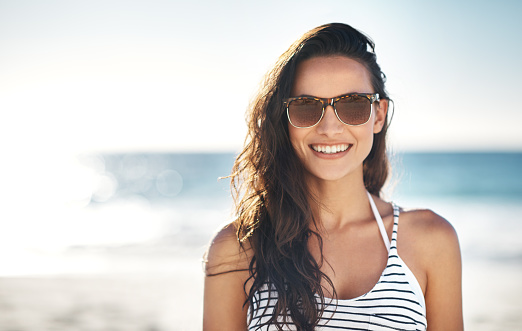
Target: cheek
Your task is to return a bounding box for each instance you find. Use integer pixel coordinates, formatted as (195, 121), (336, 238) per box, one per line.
(288, 126), (310, 162)
(351, 125), (375, 152)
(288, 126), (306, 150)
(360, 113), (378, 136)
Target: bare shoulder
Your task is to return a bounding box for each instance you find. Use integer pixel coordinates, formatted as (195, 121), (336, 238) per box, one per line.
(203, 222), (253, 330)
(387, 206), (463, 328)
(204, 222), (252, 276)
(398, 207), (461, 269)
(399, 208), (463, 329)
(399, 208), (458, 244)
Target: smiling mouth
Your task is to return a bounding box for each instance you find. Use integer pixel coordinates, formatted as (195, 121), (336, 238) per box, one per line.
(310, 144), (351, 154)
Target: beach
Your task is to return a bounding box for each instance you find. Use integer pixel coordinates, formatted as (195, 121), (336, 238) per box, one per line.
(0, 251), (206, 331)
(462, 261), (522, 330)
(1, 255), (521, 330)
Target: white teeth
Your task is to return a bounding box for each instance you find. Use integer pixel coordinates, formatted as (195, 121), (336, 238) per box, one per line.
(312, 144), (349, 154)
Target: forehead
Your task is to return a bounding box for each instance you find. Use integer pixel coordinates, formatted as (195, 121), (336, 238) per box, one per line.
(291, 56), (373, 98)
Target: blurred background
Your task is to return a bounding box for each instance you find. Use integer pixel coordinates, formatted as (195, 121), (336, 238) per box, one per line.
(1, 0), (521, 330)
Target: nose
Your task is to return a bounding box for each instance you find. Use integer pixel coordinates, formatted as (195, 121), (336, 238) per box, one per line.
(316, 105), (343, 135)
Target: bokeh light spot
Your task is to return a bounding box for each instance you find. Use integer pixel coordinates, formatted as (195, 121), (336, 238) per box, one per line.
(155, 169), (183, 198)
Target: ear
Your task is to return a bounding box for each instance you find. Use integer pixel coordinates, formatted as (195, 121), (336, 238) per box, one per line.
(373, 99), (388, 134)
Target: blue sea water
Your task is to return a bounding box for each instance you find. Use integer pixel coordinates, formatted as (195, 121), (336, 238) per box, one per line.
(75, 152), (521, 261)
(4, 152), (522, 276)
(89, 152), (522, 204)
(391, 152), (522, 201)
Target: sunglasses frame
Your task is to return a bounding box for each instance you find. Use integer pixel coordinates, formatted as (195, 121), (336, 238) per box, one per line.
(284, 93), (380, 128)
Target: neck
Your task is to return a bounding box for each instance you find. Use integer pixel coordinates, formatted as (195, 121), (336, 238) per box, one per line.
(307, 167), (375, 232)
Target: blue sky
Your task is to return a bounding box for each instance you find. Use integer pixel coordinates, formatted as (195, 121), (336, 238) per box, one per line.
(1, 0), (521, 154)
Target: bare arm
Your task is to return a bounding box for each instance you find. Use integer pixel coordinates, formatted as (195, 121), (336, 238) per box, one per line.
(422, 212), (464, 330)
(203, 224), (251, 331)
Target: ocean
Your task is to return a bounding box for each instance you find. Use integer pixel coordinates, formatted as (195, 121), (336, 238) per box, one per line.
(2, 152), (521, 277)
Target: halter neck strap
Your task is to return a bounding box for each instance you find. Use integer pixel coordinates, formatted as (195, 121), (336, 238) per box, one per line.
(367, 191), (391, 252)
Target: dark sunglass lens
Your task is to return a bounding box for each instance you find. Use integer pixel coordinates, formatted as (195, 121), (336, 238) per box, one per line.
(288, 98), (323, 127)
(336, 95), (371, 125)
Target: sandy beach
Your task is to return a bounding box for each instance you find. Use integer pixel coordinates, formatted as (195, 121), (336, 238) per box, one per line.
(0, 256), (204, 331)
(461, 260), (522, 330)
(0, 253), (521, 331)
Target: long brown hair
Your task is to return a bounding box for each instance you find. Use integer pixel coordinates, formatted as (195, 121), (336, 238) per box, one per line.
(231, 23), (390, 330)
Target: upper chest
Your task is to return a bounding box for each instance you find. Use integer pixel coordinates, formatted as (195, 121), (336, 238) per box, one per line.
(307, 215), (390, 299)
(308, 213), (426, 299)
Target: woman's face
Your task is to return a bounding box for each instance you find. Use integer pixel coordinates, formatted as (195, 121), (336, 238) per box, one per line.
(288, 56), (387, 183)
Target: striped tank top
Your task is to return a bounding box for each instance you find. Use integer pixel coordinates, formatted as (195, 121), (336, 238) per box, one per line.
(248, 193), (427, 330)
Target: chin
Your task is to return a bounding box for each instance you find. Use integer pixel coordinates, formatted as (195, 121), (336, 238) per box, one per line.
(306, 169), (352, 182)
(304, 161), (364, 183)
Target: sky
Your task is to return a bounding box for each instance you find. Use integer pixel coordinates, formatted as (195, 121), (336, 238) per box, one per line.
(1, 0), (521, 156)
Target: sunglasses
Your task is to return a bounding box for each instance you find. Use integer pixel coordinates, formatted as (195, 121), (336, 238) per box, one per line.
(283, 93), (380, 128)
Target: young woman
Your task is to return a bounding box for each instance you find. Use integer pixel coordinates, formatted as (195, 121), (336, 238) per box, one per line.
(203, 23), (463, 331)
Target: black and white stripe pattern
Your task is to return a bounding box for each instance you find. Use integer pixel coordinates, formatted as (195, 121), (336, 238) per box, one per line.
(248, 204), (427, 331)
